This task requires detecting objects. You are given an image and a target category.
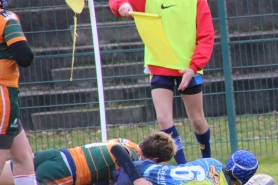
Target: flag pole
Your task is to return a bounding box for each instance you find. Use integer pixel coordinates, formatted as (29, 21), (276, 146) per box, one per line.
(87, 0), (107, 141)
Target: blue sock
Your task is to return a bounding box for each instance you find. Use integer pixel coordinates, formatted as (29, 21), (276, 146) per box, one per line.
(195, 128), (211, 158)
(162, 126), (187, 164)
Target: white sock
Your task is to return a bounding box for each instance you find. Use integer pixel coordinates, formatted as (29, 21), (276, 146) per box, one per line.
(13, 172), (37, 185)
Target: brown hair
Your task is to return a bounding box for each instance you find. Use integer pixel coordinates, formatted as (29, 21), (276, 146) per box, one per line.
(139, 132), (177, 163)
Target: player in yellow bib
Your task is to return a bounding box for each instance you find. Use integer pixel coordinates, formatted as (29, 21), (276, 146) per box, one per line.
(109, 0), (215, 165)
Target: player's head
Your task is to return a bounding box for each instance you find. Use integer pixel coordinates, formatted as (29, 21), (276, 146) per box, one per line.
(0, 0), (9, 9)
(138, 132), (176, 163)
(225, 150), (258, 185)
(245, 174), (276, 185)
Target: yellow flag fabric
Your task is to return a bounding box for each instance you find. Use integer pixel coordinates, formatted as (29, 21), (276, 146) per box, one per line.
(130, 11), (179, 65)
(65, 0), (85, 81)
(65, 0), (85, 14)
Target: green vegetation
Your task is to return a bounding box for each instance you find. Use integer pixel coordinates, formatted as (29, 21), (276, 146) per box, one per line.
(28, 113), (278, 182)
(256, 154), (278, 182)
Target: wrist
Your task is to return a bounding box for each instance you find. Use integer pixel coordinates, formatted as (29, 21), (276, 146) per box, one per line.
(189, 65), (198, 74)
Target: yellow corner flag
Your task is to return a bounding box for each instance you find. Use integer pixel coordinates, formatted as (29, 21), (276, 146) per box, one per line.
(65, 0), (85, 81)
(65, 0), (85, 14)
(130, 11), (179, 65)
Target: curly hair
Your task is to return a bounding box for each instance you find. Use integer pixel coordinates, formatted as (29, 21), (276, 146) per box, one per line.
(139, 132), (177, 163)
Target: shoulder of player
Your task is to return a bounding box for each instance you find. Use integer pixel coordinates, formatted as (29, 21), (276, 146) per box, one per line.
(0, 9), (18, 20)
(0, 10), (20, 34)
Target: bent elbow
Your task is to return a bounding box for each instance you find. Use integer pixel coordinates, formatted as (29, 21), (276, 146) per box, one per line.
(17, 52), (34, 67)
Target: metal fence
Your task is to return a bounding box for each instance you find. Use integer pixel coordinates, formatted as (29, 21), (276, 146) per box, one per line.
(8, 0), (278, 160)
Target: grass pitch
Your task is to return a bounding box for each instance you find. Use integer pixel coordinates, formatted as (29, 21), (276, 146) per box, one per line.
(29, 113), (278, 182)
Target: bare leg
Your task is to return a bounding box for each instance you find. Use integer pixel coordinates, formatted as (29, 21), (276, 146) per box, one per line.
(152, 88), (186, 164)
(0, 149), (10, 174)
(182, 92), (209, 134)
(10, 130), (36, 184)
(0, 160), (14, 185)
(151, 88), (174, 130)
(182, 92), (211, 158)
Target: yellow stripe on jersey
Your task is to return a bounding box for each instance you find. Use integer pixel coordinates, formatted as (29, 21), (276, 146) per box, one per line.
(86, 147), (100, 182)
(83, 144), (116, 182)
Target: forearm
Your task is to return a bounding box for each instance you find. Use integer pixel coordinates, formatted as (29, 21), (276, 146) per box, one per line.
(9, 41), (34, 67)
(110, 145), (142, 182)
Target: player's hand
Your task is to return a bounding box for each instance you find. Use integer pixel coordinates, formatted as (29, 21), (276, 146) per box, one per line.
(134, 178), (153, 185)
(118, 3), (133, 17)
(178, 68), (195, 91)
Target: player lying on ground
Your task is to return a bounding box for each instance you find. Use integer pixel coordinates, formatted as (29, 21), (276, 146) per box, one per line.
(113, 150), (259, 185)
(0, 132), (176, 185)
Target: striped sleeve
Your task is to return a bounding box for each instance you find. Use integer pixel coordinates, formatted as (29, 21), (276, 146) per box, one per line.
(4, 19), (26, 46)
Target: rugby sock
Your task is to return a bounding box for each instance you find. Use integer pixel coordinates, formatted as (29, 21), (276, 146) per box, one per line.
(162, 126), (187, 164)
(13, 172), (37, 185)
(195, 128), (211, 158)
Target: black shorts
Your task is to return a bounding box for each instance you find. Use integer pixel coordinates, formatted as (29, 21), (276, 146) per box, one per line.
(150, 75), (203, 95)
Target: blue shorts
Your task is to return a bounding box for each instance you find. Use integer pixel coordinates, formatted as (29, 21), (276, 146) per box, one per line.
(150, 74), (203, 95)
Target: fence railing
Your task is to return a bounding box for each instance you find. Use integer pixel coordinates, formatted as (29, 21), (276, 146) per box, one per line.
(8, 0), (278, 160)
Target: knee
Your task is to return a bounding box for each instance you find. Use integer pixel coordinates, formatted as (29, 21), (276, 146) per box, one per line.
(190, 117), (208, 131)
(156, 113), (173, 126)
(10, 147), (33, 164)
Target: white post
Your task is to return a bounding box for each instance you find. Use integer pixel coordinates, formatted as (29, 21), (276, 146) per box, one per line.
(87, 0), (107, 141)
